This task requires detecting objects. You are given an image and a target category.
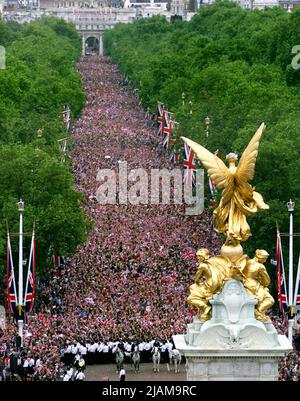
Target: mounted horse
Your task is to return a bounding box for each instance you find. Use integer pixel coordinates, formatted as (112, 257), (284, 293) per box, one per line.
(131, 346), (140, 373)
(113, 345), (124, 372)
(152, 346), (161, 373)
(168, 349), (182, 373)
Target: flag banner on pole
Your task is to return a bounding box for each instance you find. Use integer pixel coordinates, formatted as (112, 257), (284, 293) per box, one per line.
(156, 101), (165, 137)
(183, 142), (197, 187)
(276, 227), (289, 313)
(145, 108), (154, 127)
(293, 252), (300, 306)
(145, 108), (150, 121)
(53, 255), (60, 267)
(208, 174), (217, 199)
(62, 107), (71, 131)
(209, 149), (219, 198)
(169, 150), (179, 164)
(24, 230), (36, 313)
(53, 255), (65, 268)
(6, 232), (17, 314)
(162, 112), (175, 150)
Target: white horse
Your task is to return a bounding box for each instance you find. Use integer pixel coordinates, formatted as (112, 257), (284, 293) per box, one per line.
(168, 349), (182, 373)
(131, 346), (140, 373)
(152, 346), (161, 373)
(114, 347), (124, 372)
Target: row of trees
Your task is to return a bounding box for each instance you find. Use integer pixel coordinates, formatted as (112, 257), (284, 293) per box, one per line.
(104, 2), (300, 287)
(0, 17), (91, 279)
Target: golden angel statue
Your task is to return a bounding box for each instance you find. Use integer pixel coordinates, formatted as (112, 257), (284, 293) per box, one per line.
(182, 123), (269, 243)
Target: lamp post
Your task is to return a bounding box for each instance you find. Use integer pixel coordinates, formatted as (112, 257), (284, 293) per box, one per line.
(287, 199), (295, 343)
(205, 116), (210, 137)
(36, 128), (43, 138)
(189, 101), (193, 115)
(17, 199), (24, 346)
(181, 92), (186, 107)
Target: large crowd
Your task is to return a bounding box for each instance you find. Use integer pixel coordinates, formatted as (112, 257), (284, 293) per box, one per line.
(0, 56), (299, 381)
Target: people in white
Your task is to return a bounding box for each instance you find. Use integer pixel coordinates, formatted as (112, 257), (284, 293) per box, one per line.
(75, 371), (85, 381)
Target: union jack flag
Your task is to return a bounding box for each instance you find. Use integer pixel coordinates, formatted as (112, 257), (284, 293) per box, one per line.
(182, 250), (195, 260)
(183, 142), (197, 186)
(162, 112), (175, 150)
(24, 230), (36, 313)
(6, 232), (17, 314)
(156, 102), (165, 137)
(276, 227), (288, 313)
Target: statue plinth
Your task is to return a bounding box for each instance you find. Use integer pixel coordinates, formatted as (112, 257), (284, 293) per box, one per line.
(178, 123), (292, 380)
(173, 279), (292, 381)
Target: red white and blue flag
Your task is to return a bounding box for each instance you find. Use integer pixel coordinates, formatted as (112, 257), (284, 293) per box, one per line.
(156, 102), (165, 137)
(24, 230), (36, 313)
(182, 250), (195, 260)
(183, 143), (197, 186)
(162, 112), (175, 150)
(276, 227), (288, 313)
(6, 232), (17, 314)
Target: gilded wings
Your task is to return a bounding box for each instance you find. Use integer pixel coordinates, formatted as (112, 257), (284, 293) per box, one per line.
(181, 122), (266, 194)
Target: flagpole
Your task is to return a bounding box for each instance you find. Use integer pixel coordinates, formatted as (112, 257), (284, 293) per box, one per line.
(17, 199), (25, 346)
(287, 199), (295, 343)
(294, 252), (300, 306)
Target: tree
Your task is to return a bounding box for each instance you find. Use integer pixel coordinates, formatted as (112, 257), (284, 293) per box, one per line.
(104, 2), (300, 289)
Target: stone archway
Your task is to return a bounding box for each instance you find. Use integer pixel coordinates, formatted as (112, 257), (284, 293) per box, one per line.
(82, 31), (104, 56)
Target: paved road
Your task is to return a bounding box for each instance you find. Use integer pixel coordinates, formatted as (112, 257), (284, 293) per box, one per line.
(86, 362), (186, 381)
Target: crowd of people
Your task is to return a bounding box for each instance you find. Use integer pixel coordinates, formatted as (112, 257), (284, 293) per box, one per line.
(0, 56), (299, 381)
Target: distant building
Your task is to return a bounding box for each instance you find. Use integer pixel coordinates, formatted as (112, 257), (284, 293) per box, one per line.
(39, 0), (124, 8)
(278, 0), (300, 10)
(197, 0), (280, 9)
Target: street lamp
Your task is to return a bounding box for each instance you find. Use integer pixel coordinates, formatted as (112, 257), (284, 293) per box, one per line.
(287, 199), (295, 343)
(17, 199), (24, 345)
(36, 128), (43, 138)
(181, 92), (186, 107)
(17, 199), (24, 212)
(189, 101), (193, 115)
(205, 116), (210, 137)
(287, 199), (295, 213)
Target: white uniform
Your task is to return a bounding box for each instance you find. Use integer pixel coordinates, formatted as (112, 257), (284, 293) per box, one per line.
(28, 358), (35, 367)
(71, 345), (78, 355)
(63, 373), (71, 381)
(97, 343), (104, 353)
(144, 342), (152, 351)
(90, 343), (98, 353)
(102, 345), (109, 353)
(75, 371), (85, 381)
(166, 341), (173, 352)
(124, 343), (132, 352)
(80, 345), (87, 355)
(138, 342), (145, 352)
(35, 359), (42, 367)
